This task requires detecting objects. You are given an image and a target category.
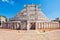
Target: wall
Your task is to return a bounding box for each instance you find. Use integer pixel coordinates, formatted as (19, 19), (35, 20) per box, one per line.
(37, 21), (59, 29)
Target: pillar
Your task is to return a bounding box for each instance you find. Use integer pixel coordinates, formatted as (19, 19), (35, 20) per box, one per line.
(27, 21), (30, 30)
(36, 22), (37, 30)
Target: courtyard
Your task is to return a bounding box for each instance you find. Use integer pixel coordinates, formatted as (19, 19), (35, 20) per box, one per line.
(0, 29), (60, 40)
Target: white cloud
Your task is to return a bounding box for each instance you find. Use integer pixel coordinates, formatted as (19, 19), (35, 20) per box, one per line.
(2, 0), (9, 2)
(1, 0), (14, 5)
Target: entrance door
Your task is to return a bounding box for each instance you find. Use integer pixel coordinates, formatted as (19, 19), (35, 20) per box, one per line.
(30, 22), (36, 30)
(20, 20), (27, 30)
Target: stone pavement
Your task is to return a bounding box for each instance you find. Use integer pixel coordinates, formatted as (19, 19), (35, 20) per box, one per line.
(0, 29), (60, 40)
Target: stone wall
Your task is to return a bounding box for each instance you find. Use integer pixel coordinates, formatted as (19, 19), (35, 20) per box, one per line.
(37, 21), (59, 29)
(2, 21), (60, 30)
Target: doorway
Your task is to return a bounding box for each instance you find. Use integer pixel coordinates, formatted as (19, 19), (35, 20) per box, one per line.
(30, 22), (36, 30)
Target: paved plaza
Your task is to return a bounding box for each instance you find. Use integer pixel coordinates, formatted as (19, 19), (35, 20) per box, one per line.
(0, 29), (60, 40)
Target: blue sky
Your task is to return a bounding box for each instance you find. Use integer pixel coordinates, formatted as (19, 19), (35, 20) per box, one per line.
(0, 0), (60, 20)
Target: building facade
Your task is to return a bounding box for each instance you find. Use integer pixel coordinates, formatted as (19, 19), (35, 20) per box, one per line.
(53, 17), (60, 28)
(2, 4), (59, 30)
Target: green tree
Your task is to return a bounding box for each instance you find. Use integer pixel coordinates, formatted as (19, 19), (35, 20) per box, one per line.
(2, 16), (7, 22)
(0, 21), (1, 26)
(0, 16), (7, 26)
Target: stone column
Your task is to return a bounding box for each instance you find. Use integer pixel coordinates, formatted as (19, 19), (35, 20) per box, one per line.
(39, 22), (40, 29)
(47, 22), (48, 28)
(48, 22), (50, 28)
(42, 22), (44, 29)
(13, 23), (14, 29)
(41, 22), (43, 29)
(27, 21), (30, 30)
(36, 22), (38, 30)
(8, 23), (9, 29)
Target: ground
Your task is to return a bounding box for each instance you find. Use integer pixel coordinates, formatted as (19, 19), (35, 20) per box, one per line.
(0, 29), (60, 40)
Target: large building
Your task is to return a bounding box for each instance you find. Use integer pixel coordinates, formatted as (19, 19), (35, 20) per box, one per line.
(2, 4), (59, 30)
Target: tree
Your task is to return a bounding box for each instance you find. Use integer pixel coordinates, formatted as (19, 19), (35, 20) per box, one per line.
(0, 21), (1, 26)
(0, 16), (7, 26)
(2, 16), (7, 22)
